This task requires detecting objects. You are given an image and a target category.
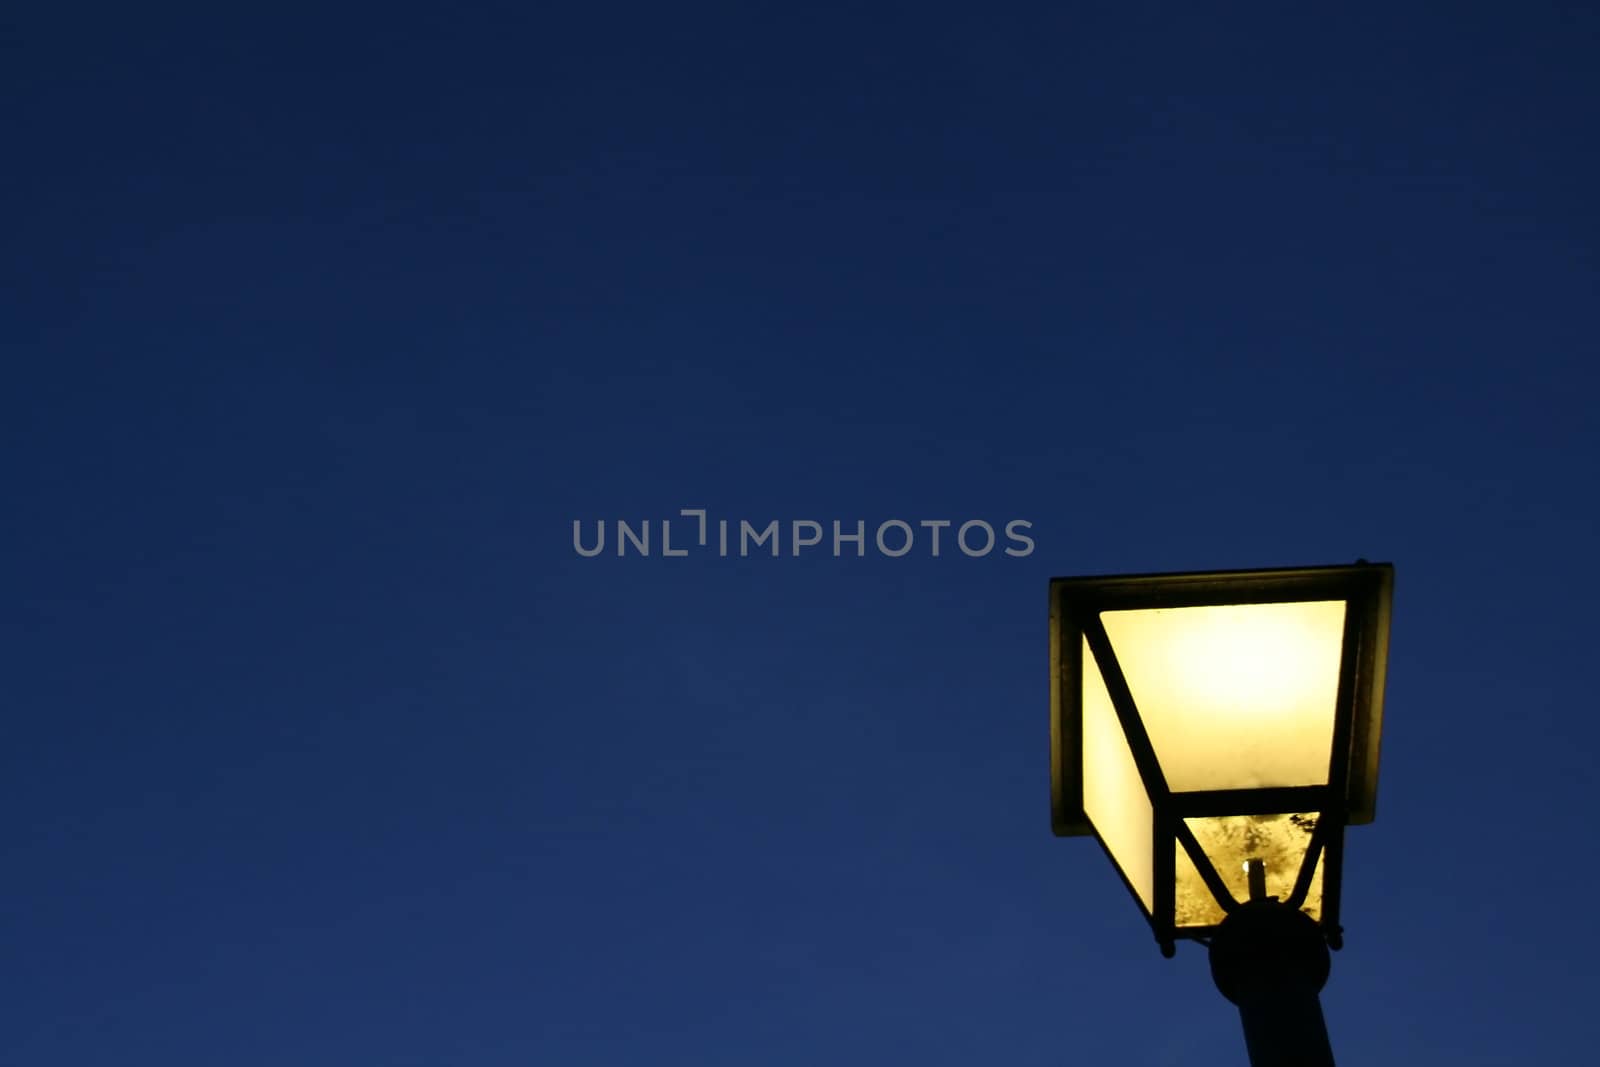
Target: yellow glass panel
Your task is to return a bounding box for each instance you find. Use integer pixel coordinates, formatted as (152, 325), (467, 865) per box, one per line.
(1174, 813), (1325, 928)
(1100, 601), (1347, 792)
(1082, 637), (1152, 911)
(1174, 844), (1228, 928)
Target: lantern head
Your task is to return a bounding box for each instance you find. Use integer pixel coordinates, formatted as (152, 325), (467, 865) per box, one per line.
(1049, 563), (1393, 954)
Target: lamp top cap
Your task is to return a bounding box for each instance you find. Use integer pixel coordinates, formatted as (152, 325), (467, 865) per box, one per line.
(1049, 560), (1393, 588)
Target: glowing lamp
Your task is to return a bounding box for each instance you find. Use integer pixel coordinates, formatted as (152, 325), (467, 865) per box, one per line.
(1050, 563), (1393, 957)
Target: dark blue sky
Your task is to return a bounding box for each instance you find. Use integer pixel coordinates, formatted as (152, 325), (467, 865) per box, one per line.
(5, 3), (1596, 1064)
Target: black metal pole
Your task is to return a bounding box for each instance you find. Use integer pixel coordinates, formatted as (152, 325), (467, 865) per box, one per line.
(1208, 897), (1336, 1067)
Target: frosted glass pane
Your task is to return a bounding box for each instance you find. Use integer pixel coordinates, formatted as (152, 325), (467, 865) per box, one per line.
(1303, 847), (1325, 922)
(1174, 813), (1324, 928)
(1174, 844), (1228, 928)
(1101, 601), (1346, 792)
(1082, 637), (1152, 911)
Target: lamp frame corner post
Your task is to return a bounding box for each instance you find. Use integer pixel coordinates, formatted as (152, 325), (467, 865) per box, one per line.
(1049, 562), (1394, 1067)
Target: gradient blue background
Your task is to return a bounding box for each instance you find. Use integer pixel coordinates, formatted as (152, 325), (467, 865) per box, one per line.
(6, 3), (1597, 1064)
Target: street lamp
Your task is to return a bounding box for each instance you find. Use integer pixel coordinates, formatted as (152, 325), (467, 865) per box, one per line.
(1049, 563), (1393, 1067)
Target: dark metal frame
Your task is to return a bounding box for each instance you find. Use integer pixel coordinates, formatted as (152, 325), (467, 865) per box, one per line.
(1049, 563), (1394, 956)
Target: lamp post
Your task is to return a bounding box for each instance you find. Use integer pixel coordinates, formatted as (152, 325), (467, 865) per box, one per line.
(1049, 563), (1393, 1067)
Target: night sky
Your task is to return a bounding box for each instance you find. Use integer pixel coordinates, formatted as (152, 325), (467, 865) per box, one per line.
(6, 3), (1598, 1065)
